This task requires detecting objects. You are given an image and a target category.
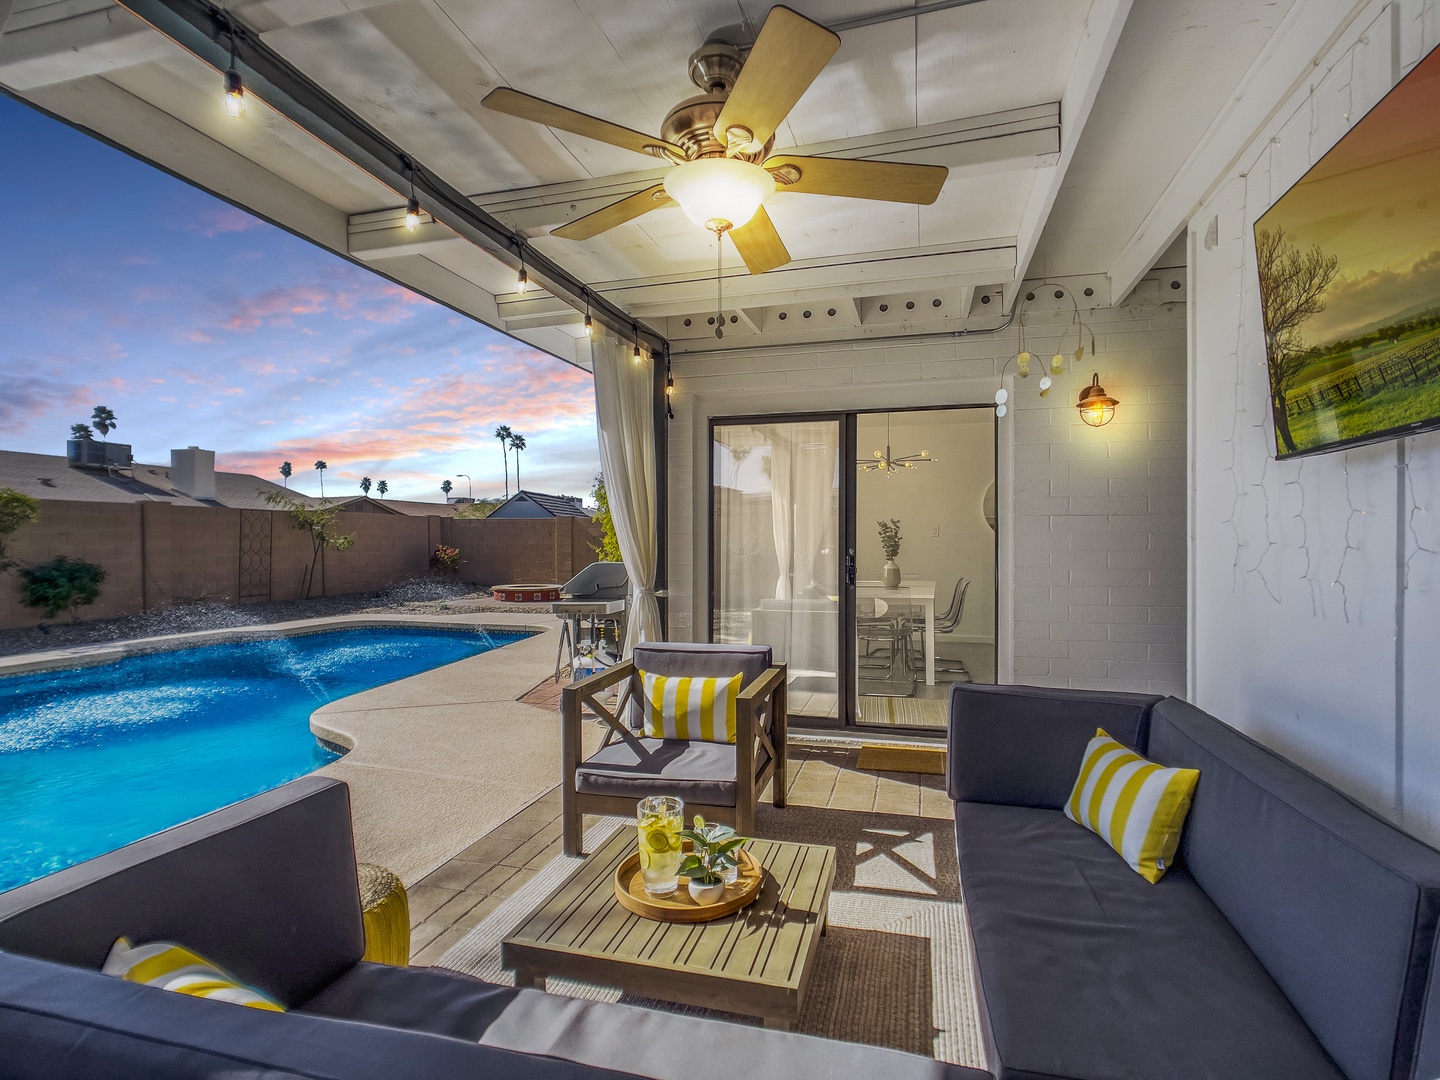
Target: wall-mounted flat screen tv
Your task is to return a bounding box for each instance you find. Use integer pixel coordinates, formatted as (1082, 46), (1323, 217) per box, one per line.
(1254, 42), (1440, 459)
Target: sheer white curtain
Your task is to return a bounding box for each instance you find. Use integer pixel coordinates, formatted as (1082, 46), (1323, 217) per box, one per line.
(768, 433), (795, 601)
(591, 331), (661, 653)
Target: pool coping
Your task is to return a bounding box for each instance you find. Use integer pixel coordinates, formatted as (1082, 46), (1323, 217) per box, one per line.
(0, 613), (554, 678)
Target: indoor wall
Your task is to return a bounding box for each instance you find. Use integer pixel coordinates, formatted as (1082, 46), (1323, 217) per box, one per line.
(1189, 0), (1440, 842)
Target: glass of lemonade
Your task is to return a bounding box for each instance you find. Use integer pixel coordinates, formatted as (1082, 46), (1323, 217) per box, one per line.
(636, 795), (684, 897)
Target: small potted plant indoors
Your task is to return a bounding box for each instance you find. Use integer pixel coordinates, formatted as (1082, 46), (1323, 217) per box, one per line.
(678, 816), (748, 905)
(878, 518), (903, 587)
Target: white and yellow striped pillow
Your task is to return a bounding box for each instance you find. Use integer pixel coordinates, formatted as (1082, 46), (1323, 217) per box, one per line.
(102, 937), (284, 1012)
(1064, 729), (1200, 884)
(639, 671), (742, 743)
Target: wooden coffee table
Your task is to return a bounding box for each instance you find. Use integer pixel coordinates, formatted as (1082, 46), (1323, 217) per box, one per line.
(501, 827), (835, 1030)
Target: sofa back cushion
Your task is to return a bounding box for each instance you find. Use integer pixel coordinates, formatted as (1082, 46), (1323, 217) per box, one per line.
(947, 683), (1160, 809)
(1149, 699), (1440, 1080)
(0, 776), (364, 1009)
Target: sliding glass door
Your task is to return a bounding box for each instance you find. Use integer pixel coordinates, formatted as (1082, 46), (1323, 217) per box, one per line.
(710, 406), (996, 729)
(711, 419), (842, 720)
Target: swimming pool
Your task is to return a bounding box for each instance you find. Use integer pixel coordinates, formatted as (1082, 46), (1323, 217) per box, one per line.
(0, 626), (528, 892)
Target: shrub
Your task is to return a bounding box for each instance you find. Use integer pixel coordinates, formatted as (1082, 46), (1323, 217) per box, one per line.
(22, 556), (106, 622)
(0, 488), (40, 574)
(430, 544), (460, 574)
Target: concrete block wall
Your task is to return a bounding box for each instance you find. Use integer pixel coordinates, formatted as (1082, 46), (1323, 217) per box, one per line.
(665, 277), (1187, 696)
(0, 500), (600, 628)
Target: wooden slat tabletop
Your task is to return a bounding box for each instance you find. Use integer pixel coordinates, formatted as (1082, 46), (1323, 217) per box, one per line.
(501, 827), (836, 1027)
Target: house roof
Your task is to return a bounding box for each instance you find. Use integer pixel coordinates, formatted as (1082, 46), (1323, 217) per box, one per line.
(494, 490), (592, 518)
(0, 450), (317, 510)
(336, 496), (462, 517)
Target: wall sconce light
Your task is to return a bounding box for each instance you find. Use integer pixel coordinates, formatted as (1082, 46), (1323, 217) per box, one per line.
(1077, 373), (1118, 427)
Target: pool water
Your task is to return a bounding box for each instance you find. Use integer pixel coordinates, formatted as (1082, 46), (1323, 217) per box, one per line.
(0, 626), (528, 892)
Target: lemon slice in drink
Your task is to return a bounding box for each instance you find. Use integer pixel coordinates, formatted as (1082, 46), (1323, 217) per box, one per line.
(646, 831), (672, 853)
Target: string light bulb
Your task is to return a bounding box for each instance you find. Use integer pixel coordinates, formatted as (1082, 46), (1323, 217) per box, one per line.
(404, 195), (421, 232)
(516, 264), (529, 294)
(633, 342), (643, 364)
(224, 67), (246, 119)
(583, 312), (592, 336)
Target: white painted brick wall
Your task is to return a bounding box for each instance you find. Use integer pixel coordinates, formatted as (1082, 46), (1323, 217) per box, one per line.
(664, 280), (1187, 697)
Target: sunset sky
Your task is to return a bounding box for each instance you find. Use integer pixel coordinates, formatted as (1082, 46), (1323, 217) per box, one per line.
(1257, 46), (1440, 348)
(0, 93), (598, 503)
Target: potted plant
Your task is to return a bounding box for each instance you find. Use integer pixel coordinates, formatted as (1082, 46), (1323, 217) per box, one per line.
(878, 518), (903, 587)
(678, 816), (748, 905)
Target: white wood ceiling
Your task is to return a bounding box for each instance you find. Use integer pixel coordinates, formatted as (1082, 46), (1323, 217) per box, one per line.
(1, 0), (1296, 362)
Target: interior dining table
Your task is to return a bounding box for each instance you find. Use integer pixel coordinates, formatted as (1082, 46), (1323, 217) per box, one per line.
(855, 579), (937, 685)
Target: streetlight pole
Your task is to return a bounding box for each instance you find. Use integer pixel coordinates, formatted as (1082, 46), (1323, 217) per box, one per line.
(455, 474), (472, 501)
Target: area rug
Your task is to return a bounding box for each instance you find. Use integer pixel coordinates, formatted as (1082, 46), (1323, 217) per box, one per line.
(436, 804), (986, 1071)
(858, 696), (949, 727)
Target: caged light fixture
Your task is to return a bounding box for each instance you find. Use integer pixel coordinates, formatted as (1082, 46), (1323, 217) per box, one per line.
(1077, 373), (1119, 427)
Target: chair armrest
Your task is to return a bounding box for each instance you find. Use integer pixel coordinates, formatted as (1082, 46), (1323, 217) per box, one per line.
(566, 659), (635, 700)
(947, 683), (1162, 809)
(738, 664), (786, 712)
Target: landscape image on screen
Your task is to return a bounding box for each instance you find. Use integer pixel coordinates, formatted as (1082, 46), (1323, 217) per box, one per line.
(1254, 42), (1440, 458)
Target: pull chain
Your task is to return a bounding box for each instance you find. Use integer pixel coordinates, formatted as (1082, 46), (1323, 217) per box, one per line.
(715, 233), (725, 339)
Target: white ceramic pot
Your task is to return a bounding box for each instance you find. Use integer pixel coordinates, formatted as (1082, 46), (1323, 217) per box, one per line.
(882, 560), (902, 588)
(688, 878), (726, 905)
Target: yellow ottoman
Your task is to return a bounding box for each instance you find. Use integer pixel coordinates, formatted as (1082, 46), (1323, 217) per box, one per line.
(357, 862), (410, 966)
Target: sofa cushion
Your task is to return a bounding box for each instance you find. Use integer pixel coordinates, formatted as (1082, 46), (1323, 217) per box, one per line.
(577, 737), (755, 807)
(947, 684), (1160, 810)
(1149, 698), (1440, 1080)
(0, 776), (363, 1009)
(954, 800), (1343, 1080)
(639, 671), (742, 743)
(0, 949), (642, 1080)
(301, 961), (989, 1079)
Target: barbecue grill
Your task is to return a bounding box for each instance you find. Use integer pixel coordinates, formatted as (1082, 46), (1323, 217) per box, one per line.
(552, 562), (629, 679)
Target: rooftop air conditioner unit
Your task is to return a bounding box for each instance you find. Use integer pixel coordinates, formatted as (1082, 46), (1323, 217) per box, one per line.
(67, 440), (133, 469)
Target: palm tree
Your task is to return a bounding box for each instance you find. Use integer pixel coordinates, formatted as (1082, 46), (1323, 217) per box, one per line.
(314, 460), (328, 497)
(360, 477), (372, 496)
(90, 405), (117, 443)
(508, 432), (527, 491)
(376, 480), (388, 498)
(70, 423), (93, 441)
(440, 479), (453, 498)
(280, 461), (292, 487)
(494, 424), (514, 498)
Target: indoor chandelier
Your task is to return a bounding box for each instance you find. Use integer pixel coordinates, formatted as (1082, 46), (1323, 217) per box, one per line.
(858, 414), (935, 475)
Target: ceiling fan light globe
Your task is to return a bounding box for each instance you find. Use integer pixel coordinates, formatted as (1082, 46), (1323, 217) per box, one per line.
(663, 157), (775, 233)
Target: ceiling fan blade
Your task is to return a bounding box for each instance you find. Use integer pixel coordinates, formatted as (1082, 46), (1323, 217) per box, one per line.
(552, 185), (670, 241)
(482, 87), (682, 160)
(713, 7), (840, 153)
(728, 207), (790, 274)
(764, 155), (948, 205)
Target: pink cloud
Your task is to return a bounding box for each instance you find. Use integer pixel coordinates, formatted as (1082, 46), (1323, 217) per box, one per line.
(196, 206), (265, 238)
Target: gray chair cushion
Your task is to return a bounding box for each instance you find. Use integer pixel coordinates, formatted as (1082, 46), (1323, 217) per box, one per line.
(576, 737), (743, 807)
(631, 642), (772, 684)
(0, 776), (363, 1009)
(1149, 698), (1440, 1080)
(0, 949), (640, 1080)
(954, 800), (1343, 1080)
(300, 960), (521, 1034)
(946, 683), (1160, 809)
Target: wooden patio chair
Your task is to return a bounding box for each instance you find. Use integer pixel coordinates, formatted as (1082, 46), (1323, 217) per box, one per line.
(561, 642), (788, 857)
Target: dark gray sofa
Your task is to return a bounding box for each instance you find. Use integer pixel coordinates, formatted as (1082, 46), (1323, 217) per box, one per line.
(0, 775), (987, 1080)
(947, 683), (1440, 1080)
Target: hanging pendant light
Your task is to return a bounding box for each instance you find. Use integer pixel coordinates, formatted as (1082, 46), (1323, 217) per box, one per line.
(1077, 373), (1119, 427)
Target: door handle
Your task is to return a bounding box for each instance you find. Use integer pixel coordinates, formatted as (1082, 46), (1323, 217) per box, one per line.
(845, 550), (856, 587)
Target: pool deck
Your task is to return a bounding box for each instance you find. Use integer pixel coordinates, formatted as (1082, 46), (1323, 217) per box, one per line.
(0, 611), (599, 888)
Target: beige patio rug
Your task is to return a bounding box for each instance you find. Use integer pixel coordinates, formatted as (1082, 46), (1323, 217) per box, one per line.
(436, 804), (986, 1071)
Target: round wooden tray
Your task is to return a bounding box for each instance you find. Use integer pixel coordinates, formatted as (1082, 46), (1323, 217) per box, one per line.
(613, 847), (764, 923)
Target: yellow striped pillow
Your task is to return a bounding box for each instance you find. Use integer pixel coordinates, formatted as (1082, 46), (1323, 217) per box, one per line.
(1064, 729), (1200, 884)
(639, 671), (741, 743)
(102, 937), (284, 1012)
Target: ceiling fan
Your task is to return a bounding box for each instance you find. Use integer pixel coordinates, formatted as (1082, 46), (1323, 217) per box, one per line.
(481, 5), (949, 276)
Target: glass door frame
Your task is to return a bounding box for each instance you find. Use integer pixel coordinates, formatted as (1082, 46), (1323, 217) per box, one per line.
(707, 403), (998, 732)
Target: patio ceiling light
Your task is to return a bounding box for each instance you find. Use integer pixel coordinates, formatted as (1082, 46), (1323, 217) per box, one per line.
(404, 196), (421, 232)
(224, 67), (245, 119)
(662, 157), (775, 235)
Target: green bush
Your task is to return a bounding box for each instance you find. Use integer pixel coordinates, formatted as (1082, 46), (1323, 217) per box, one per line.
(0, 488), (40, 574)
(21, 556), (106, 621)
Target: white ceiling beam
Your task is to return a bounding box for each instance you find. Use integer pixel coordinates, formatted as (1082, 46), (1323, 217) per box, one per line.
(0, 0), (19, 40)
(604, 243), (1015, 319)
(1108, 0), (1379, 302)
(1008, 0), (1134, 310)
(0, 3), (177, 89)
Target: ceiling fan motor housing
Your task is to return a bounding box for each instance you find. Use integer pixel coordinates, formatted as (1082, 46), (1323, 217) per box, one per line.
(662, 93), (773, 162)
